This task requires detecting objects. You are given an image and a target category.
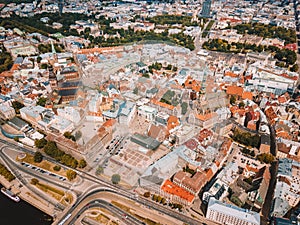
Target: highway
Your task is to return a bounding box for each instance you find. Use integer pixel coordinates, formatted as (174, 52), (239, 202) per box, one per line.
(0, 138), (210, 225)
(68, 199), (142, 225)
(0, 144), (66, 211)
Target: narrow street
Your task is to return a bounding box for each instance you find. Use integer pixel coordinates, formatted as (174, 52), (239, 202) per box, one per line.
(261, 125), (278, 224)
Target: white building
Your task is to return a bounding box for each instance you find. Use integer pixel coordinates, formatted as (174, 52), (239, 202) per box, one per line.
(271, 159), (300, 217)
(206, 197), (260, 225)
(138, 105), (157, 121)
(119, 101), (136, 126)
(0, 104), (16, 120)
(49, 116), (74, 134)
(57, 107), (82, 125)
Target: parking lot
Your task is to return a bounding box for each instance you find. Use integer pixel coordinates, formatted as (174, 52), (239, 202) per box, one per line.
(20, 162), (67, 181)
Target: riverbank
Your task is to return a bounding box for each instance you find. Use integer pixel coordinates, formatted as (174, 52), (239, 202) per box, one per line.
(0, 145), (57, 220)
(0, 165), (56, 217)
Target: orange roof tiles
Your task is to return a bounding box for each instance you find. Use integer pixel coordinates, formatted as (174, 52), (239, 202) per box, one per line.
(0, 71), (13, 77)
(278, 93), (290, 104)
(161, 180), (195, 203)
(265, 106), (277, 123)
(226, 85), (243, 96)
(242, 91), (253, 100)
(78, 46), (124, 54)
(206, 168), (214, 180)
(224, 71), (239, 78)
(276, 130), (291, 139)
(195, 112), (217, 121)
(219, 17), (242, 23)
(279, 73), (298, 81)
(247, 120), (257, 130)
(183, 77), (201, 92)
(151, 99), (175, 110)
(10, 64), (19, 71)
(103, 119), (116, 128)
(167, 115), (180, 131)
(245, 165), (259, 173)
(198, 129), (213, 142)
(88, 111), (102, 116)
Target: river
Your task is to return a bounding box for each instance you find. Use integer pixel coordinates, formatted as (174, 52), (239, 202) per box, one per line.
(0, 184), (53, 225)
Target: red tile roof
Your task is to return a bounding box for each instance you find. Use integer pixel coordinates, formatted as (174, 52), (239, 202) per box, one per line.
(161, 180), (195, 203)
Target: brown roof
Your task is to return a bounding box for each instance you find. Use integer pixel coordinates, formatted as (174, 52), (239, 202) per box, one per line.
(265, 106), (277, 123)
(277, 142), (291, 154)
(173, 170), (207, 194)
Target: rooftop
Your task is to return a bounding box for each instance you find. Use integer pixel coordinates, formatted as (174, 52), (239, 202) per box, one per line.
(161, 179), (195, 203)
(207, 197), (260, 225)
(130, 133), (161, 150)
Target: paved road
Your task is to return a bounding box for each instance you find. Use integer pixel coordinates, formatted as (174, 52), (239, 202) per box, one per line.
(68, 199), (142, 225)
(0, 145), (66, 211)
(0, 138), (212, 225)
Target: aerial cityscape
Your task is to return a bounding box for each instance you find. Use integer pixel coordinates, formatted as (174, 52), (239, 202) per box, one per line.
(0, 0), (299, 224)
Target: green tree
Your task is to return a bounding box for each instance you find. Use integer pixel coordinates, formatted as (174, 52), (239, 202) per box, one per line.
(157, 195), (162, 203)
(36, 97), (47, 107)
(165, 64), (172, 70)
(152, 194), (158, 201)
(230, 95), (236, 105)
(66, 170), (77, 181)
(31, 178), (39, 185)
(111, 174), (121, 184)
(63, 131), (76, 141)
(78, 159), (87, 169)
(238, 102), (245, 108)
(34, 151), (43, 163)
(181, 102), (188, 115)
(257, 153), (274, 164)
(96, 166), (104, 175)
(37, 56), (42, 63)
(13, 136), (19, 142)
(34, 138), (47, 149)
(40, 63), (48, 69)
(290, 64), (299, 72)
(0, 163), (15, 181)
(53, 165), (61, 171)
(143, 192), (150, 198)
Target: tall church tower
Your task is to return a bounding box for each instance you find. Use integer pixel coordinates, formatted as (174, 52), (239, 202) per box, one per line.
(58, 0), (63, 15)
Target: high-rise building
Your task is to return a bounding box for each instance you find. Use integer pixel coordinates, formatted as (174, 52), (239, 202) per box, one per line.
(58, 0), (63, 15)
(201, 0), (212, 18)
